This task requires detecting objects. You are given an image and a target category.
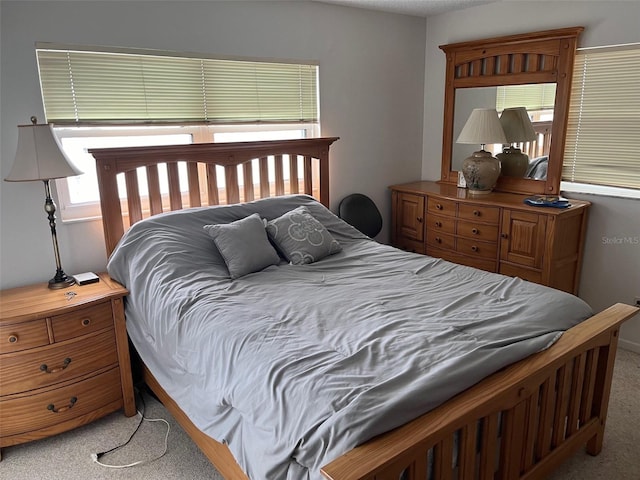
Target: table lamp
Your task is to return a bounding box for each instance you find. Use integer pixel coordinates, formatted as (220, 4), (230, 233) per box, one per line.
(5, 117), (83, 289)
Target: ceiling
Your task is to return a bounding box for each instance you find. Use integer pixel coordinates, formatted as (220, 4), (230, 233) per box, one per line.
(311, 0), (501, 17)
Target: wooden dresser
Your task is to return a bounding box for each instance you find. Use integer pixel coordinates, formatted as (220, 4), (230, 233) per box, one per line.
(0, 273), (136, 459)
(390, 181), (590, 294)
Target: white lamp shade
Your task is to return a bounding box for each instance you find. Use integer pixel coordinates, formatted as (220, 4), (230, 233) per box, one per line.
(499, 107), (537, 143)
(5, 122), (82, 182)
(456, 108), (507, 145)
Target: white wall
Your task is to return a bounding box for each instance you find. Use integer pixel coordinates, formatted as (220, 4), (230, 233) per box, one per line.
(0, 1), (425, 288)
(423, 1), (640, 351)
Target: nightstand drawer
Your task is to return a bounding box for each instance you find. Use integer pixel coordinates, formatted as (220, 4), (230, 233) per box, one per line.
(51, 302), (113, 342)
(458, 204), (500, 223)
(457, 220), (499, 242)
(0, 329), (118, 396)
(427, 198), (457, 217)
(0, 367), (123, 437)
(0, 320), (49, 354)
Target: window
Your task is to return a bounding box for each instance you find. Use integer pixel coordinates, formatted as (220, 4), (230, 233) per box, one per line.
(35, 45), (320, 220)
(562, 44), (640, 196)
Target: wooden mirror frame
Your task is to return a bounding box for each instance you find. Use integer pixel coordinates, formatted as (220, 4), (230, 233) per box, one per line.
(439, 27), (583, 195)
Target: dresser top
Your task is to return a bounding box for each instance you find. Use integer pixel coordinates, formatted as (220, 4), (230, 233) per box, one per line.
(0, 273), (127, 324)
(390, 181), (591, 214)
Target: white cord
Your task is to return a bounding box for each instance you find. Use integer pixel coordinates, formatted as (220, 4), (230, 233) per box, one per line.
(91, 409), (171, 469)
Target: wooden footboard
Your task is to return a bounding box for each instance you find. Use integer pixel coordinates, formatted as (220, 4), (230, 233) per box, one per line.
(321, 303), (638, 480)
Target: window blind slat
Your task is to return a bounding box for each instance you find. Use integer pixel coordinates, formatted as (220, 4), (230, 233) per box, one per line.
(496, 83), (557, 112)
(563, 46), (640, 189)
(36, 49), (318, 125)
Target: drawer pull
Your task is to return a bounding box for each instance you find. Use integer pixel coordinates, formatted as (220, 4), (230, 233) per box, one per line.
(417, 217), (423, 223)
(501, 233), (509, 239)
(47, 396), (77, 413)
(435, 221), (442, 227)
(473, 210), (481, 217)
(471, 245), (478, 252)
(40, 357), (72, 374)
(435, 236), (442, 244)
(8, 334), (18, 344)
(436, 204), (443, 210)
(472, 228), (479, 235)
(81, 318), (91, 326)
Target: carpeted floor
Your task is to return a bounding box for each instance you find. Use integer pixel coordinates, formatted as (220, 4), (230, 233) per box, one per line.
(2, 349), (638, 480)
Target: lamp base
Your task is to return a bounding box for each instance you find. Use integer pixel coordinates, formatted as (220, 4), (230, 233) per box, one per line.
(496, 147), (529, 177)
(48, 270), (75, 289)
(461, 150), (501, 195)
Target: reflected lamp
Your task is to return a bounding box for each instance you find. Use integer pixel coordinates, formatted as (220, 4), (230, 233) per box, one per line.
(456, 108), (507, 194)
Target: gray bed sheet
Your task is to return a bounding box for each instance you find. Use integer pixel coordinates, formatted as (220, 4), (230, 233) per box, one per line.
(107, 194), (592, 480)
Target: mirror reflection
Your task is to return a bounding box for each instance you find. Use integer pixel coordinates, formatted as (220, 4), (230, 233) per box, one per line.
(452, 83), (556, 180)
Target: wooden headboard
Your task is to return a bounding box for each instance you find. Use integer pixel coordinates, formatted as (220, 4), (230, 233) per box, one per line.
(90, 137), (339, 256)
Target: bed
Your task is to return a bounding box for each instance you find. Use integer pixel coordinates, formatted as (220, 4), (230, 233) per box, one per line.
(90, 138), (638, 480)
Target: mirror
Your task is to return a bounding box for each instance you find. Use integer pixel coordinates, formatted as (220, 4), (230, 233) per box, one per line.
(439, 27), (583, 195)
(451, 83), (556, 176)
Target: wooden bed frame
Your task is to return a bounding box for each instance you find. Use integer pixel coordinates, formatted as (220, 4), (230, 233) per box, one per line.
(90, 138), (638, 480)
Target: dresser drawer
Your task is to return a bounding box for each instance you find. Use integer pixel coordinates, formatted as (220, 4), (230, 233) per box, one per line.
(395, 237), (426, 255)
(457, 220), (499, 242)
(0, 329), (118, 396)
(428, 214), (456, 234)
(0, 320), (49, 354)
(0, 367), (123, 437)
(51, 301), (113, 342)
(458, 204), (500, 223)
(427, 198), (457, 217)
(456, 238), (498, 259)
(427, 231), (456, 250)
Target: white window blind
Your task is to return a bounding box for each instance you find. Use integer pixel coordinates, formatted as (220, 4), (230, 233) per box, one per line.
(495, 83), (556, 112)
(36, 47), (319, 125)
(563, 46), (640, 190)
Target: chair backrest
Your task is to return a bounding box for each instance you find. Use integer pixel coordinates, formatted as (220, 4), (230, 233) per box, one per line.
(338, 193), (383, 238)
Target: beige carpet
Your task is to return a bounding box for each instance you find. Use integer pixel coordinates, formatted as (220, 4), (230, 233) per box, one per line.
(2, 349), (638, 480)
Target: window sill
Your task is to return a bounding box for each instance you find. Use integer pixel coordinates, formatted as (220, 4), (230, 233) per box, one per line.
(560, 182), (640, 201)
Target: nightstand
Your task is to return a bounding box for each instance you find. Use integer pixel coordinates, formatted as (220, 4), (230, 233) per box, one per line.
(0, 273), (136, 459)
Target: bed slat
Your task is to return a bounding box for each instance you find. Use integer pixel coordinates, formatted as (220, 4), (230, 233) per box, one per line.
(579, 348), (599, 426)
(274, 154), (285, 196)
(225, 164), (240, 205)
(259, 157), (270, 198)
(206, 164), (220, 206)
(124, 170), (143, 226)
(146, 165), (163, 215)
(459, 423), (477, 480)
(187, 162), (202, 207)
(479, 412), (499, 479)
(567, 353), (587, 436)
(304, 155), (313, 196)
(167, 162), (182, 210)
(243, 162), (254, 202)
(289, 155), (299, 194)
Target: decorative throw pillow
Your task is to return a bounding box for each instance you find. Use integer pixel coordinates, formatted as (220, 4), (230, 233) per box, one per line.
(204, 213), (280, 279)
(266, 206), (342, 265)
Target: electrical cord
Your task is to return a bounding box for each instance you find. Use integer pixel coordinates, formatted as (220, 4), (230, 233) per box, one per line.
(91, 388), (171, 469)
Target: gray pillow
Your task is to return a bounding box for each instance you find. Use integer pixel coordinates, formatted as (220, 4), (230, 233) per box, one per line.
(266, 206), (342, 265)
(204, 213), (280, 279)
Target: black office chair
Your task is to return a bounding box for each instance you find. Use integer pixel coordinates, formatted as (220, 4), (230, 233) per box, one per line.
(338, 193), (383, 238)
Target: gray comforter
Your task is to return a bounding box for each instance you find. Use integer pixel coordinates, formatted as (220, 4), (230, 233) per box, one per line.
(107, 194), (592, 480)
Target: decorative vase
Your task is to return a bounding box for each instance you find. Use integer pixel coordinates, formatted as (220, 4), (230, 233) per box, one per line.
(461, 150), (501, 194)
(496, 146), (529, 177)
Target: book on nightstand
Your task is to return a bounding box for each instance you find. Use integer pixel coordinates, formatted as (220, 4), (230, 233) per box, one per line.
(73, 272), (100, 285)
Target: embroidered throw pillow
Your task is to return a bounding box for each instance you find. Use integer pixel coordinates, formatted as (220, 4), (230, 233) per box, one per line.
(266, 206), (342, 265)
